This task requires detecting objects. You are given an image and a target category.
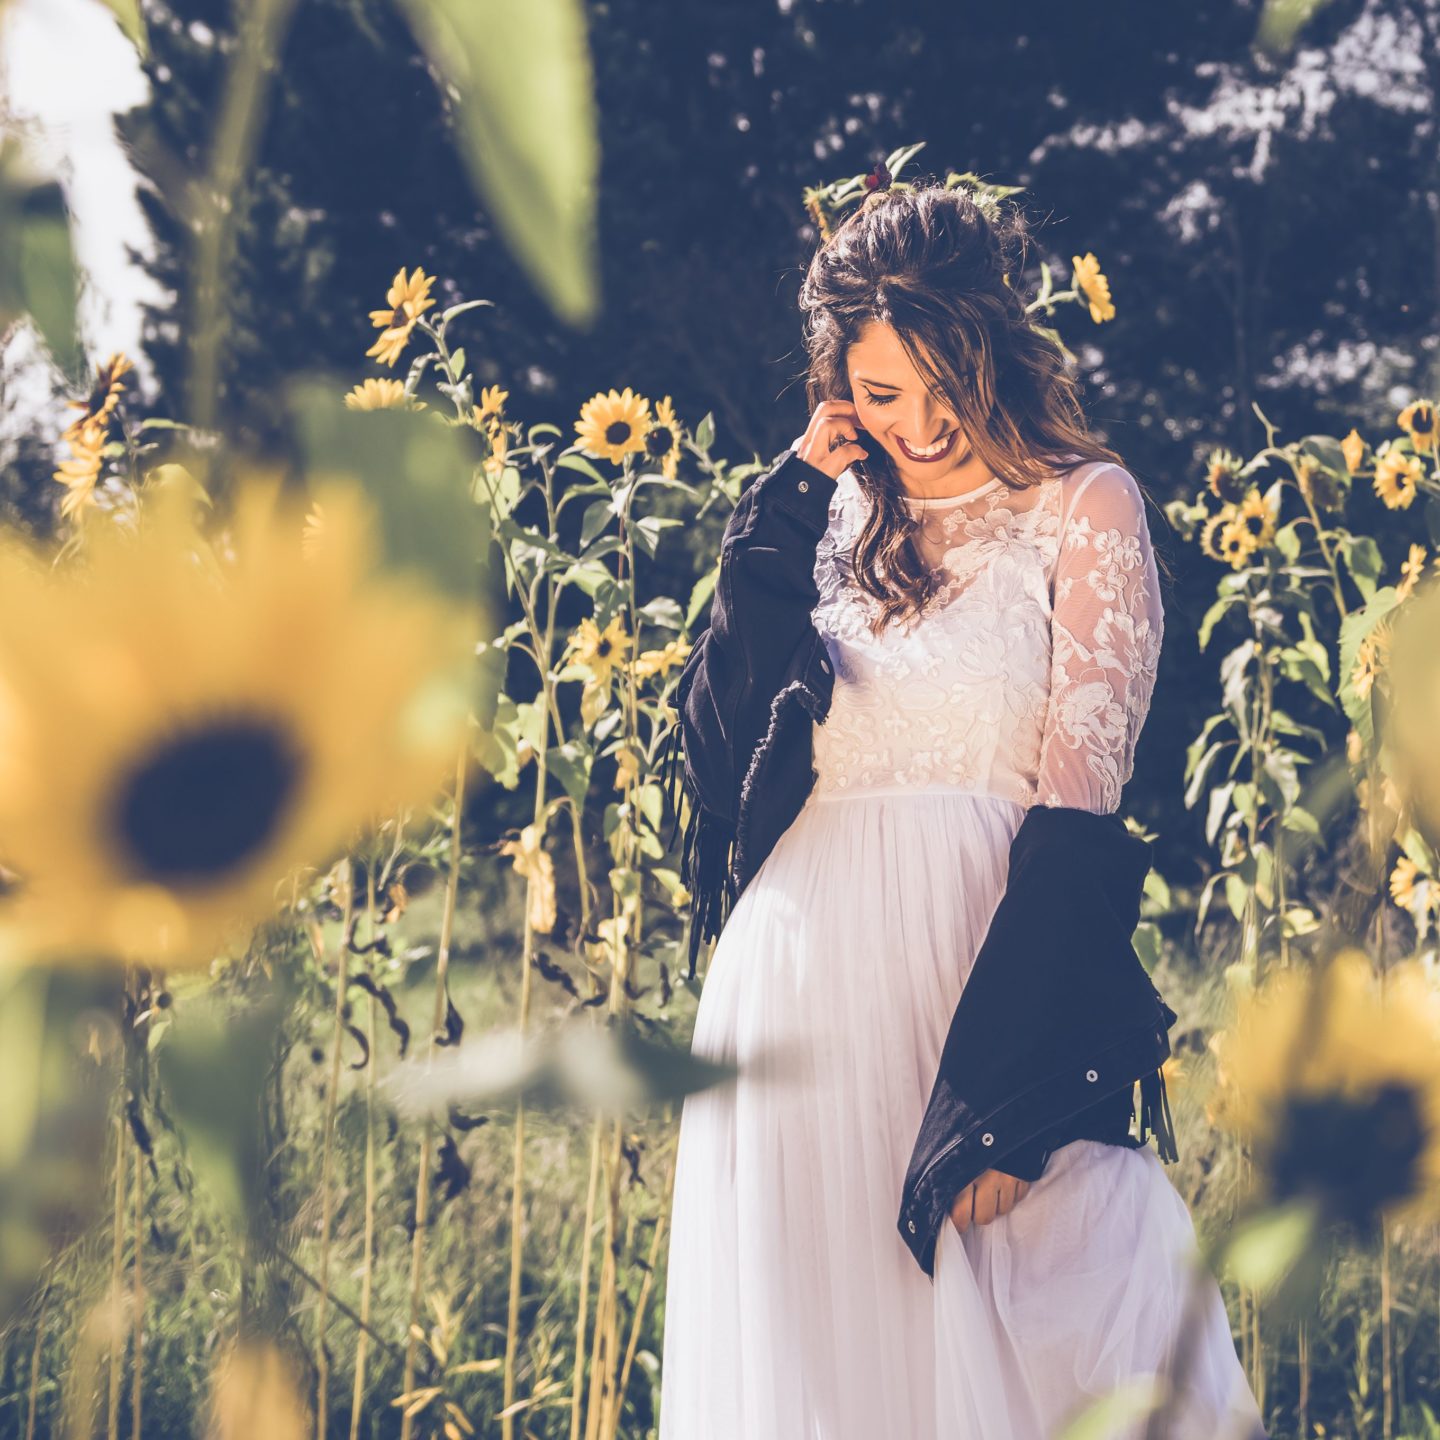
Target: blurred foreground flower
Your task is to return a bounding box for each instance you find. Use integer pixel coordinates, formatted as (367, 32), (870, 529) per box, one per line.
(207, 1338), (308, 1440)
(1208, 949), (1440, 1232)
(0, 473), (476, 969)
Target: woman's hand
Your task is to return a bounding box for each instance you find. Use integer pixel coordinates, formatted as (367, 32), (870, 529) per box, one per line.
(949, 1168), (1032, 1234)
(792, 399), (871, 479)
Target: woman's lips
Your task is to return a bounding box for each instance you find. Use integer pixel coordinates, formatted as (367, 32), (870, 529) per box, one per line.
(895, 428), (958, 464)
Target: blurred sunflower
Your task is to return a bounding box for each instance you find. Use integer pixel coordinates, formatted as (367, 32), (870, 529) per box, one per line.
(1389, 855), (1431, 916)
(1070, 252), (1115, 324)
(1399, 399), (1437, 455)
(345, 378), (411, 411)
(497, 823), (556, 935)
(1218, 518), (1257, 569)
(52, 423), (106, 521)
(1294, 454), (1344, 513)
(474, 384), (509, 427)
(64, 353), (133, 444)
(1203, 447), (1245, 505)
(632, 636), (690, 679)
(0, 475), (475, 969)
(575, 387), (651, 465)
(366, 265), (437, 368)
(1208, 949), (1440, 1231)
(1234, 488), (1277, 548)
(1198, 509), (1232, 562)
(1341, 427), (1366, 475)
(1397, 543), (1428, 602)
(643, 396), (685, 481)
(1374, 450), (1421, 510)
(1351, 620), (1391, 702)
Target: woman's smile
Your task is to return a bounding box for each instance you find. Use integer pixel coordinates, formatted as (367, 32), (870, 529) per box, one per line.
(894, 427), (958, 464)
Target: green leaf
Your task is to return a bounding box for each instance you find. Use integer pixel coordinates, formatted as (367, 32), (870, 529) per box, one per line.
(396, 0), (598, 326)
(1053, 1379), (1163, 1440)
(557, 452), (610, 484)
(547, 739), (593, 812)
(694, 412), (715, 452)
(98, 0), (147, 54)
(637, 595), (684, 631)
(685, 561), (720, 630)
(2, 176), (81, 376)
(1220, 1198), (1323, 1305)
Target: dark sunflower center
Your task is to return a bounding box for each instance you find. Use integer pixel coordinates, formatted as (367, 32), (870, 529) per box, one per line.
(605, 420), (633, 445)
(1271, 1083), (1425, 1230)
(645, 427), (674, 457)
(111, 717), (303, 884)
(596, 639), (612, 658)
(87, 383), (109, 416)
(390, 304), (408, 328)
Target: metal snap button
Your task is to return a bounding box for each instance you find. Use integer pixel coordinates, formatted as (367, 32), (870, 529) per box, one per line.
(907, 1218), (916, 1233)
(1086, 1068), (1099, 1082)
(981, 1132), (994, 1146)
(798, 479), (810, 493)
(819, 658), (831, 674)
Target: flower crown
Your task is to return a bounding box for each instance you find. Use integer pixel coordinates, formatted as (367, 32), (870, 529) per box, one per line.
(800, 142), (1023, 247)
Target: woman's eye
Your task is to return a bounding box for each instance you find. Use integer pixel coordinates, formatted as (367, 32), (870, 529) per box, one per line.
(864, 391), (897, 407)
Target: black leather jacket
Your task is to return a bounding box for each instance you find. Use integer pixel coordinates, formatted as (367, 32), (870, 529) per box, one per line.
(659, 445), (1178, 1278)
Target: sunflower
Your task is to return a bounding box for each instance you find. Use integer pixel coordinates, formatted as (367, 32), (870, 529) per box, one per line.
(0, 474), (475, 969)
(1399, 400), (1438, 454)
(575, 387), (652, 465)
(1198, 509), (1233, 562)
(1390, 856), (1429, 914)
(474, 385), (509, 427)
(643, 395), (685, 480)
(566, 615), (631, 688)
(1208, 949), (1440, 1230)
(1235, 488), (1277, 547)
(1351, 620), (1391, 702)
(1398, 543), (1428, 602)
(64, 354), (134, 444)
(1374, 450), (1421, 510)
(482, 422), (513, 483)
(345, 378), (410, 411)
(1341, 427), (1366, 475)
(366, 265), (437, 368)
(632, 636), (691, 679)
(497, 822), (556, 935)
(1070, 252), (1115, 324)
(1218, 518), (1257, 569)
(53, 423), (107, 521)
(1204, 447), (1245, 505)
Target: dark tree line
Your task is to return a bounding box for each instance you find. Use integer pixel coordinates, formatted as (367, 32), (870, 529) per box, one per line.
(71, 0), (1440, 874)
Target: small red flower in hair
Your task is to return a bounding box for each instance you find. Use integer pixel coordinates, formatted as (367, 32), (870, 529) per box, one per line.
(863, 160), (893, 192)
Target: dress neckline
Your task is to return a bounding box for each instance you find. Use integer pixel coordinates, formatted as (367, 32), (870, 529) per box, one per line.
(897, 475), (1003, 509)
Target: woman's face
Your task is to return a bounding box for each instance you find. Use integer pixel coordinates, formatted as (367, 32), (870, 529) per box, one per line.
(843, 319), (972, 481)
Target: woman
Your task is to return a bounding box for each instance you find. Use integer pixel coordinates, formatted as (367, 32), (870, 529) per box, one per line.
(657, 180), (1265, 1439)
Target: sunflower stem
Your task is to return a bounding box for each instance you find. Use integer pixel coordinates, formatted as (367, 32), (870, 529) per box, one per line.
(348, 864), (380, 1440)
(312, 861), (354, 1440)
(569, 1110), (604, 1440)
(400, 747), (467, 1440)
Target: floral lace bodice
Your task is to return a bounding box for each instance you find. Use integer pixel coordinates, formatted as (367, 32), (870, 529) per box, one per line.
(809, 459), (1164, 814)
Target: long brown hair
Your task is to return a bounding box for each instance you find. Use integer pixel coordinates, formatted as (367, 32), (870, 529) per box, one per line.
(797, 180), (1125, 633)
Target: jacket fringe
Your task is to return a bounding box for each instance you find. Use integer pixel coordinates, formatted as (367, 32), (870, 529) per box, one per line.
(1137, 1065), (1179, 1163)
(659, 712), (737, 981)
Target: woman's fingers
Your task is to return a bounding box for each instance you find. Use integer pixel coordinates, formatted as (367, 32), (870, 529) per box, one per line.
(950, 1172), (1036, 1234)
(793, 399), (870, 478)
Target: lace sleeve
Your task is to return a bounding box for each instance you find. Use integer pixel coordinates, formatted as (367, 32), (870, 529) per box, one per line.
(1035, 464), (1164, 814)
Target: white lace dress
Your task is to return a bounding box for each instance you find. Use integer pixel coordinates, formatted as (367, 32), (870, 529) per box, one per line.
(658, 460), (1265, 1440)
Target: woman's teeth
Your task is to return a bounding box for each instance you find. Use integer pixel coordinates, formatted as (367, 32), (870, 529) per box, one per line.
(897, 429), (956, 462)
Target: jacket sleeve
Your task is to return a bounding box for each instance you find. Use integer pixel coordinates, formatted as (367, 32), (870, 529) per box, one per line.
(663, 447), (838, 972)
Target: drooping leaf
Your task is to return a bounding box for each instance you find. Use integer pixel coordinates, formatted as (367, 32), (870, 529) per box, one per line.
(396, 0), (598, 327)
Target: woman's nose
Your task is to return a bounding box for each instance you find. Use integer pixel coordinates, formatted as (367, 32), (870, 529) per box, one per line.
(905, 399), (948, 444)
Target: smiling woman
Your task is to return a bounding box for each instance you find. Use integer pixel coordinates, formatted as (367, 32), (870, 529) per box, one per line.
(797, 184), (1126, 635)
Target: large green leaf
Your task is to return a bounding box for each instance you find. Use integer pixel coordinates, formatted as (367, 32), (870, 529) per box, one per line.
(397, 0), (598, 327)
(97, 0), (147, 55)
(0, 167), (80, 376)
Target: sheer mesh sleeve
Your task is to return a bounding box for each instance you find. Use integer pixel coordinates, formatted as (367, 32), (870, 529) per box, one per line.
(1035, 464), (1164, 814)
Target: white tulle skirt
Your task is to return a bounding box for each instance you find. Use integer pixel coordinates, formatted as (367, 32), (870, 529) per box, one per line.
(658, 786), (1266, 1439)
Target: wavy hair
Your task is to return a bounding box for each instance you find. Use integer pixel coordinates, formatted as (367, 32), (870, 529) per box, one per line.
(797, 180), (1127, 633)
